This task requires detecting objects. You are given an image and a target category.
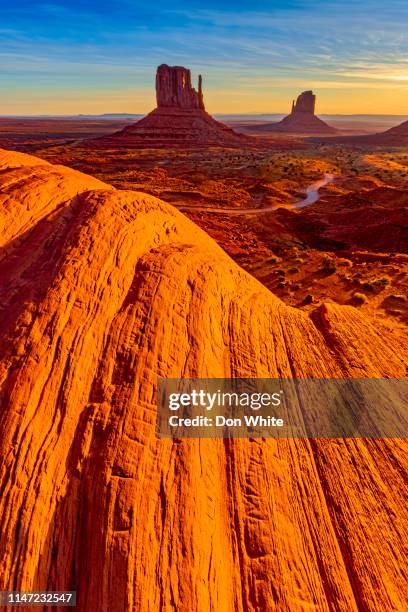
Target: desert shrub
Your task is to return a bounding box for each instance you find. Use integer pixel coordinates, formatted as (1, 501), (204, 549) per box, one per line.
(352, 292), (368, 305)
(321, 255), (337, 274)
(373, 276), (391, 288)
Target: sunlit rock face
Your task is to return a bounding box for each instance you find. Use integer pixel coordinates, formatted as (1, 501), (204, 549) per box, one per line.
(0, 149), (407, 611)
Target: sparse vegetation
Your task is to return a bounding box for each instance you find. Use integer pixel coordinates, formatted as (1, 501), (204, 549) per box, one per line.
(321, 255), (337, 274)
(352, 292), (368, 305)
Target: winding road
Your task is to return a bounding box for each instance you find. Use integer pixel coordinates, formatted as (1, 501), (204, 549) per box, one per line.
(178, 173), (337, 215)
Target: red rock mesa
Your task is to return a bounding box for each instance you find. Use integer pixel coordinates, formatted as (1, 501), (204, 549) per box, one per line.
(254, 90), (337, 134)
(99, 64), (250, 147)
(0, 148), (407, 611)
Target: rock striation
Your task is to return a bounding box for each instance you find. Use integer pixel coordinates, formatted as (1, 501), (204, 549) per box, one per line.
(0, 149), (407, 611)
(254, 90), (337, 134)
(98, 64), (251, 148)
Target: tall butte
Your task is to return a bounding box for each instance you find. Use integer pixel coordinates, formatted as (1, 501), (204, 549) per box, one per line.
(101, 64), (250, 147)
(255, 90), (337, 134)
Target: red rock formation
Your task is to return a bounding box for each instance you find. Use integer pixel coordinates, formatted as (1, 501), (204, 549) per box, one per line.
(98, 65), (251, 148)
(0, 149), (407, 611)
(156, 64), (205, 110)
(292, 90), (316, 114)
(253, 90), (337, 134)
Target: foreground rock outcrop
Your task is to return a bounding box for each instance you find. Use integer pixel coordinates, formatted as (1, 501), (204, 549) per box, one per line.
(99, 65), (250, 148)
(254, 90), (337, 134)
(0, 149), (407, 611)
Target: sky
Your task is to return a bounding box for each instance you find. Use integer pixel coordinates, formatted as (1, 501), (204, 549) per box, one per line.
(1, 0), (407, 115)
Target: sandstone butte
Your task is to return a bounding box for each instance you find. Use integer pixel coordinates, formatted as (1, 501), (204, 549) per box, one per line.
(253, 91), (337, 135)
(98, 64), (251, 148)
(0, 148), (407, 612)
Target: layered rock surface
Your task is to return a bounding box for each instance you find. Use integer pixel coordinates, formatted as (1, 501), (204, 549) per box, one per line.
(254, 90), (337, 134)
(0, 149), (407, 611)
(98, 65), (250, 148)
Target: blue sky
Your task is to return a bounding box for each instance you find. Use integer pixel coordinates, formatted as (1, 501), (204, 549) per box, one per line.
(1, 0), (407, 114)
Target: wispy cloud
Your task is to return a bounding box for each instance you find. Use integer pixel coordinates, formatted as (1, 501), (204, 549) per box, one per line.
(0, 0), (407, 113)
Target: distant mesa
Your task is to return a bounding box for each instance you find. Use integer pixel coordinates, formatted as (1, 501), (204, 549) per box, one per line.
(376, 119), (408, 145)
(253, 90), (337, 134)
(98, 64), (251, 148)
(321, 118), (408, 146)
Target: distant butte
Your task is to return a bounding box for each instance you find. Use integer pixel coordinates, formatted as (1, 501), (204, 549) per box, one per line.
(98, 64), (252, 148)
(253, 90), (337, 134)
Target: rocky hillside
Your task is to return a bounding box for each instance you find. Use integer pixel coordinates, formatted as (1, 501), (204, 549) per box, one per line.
(0, 149), (406, 611)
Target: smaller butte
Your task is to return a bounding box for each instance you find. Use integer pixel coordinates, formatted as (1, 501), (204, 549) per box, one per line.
(253, 90), (337, 134)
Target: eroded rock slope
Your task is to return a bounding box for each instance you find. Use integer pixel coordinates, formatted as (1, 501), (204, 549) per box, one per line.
(0, 149), (406, 611)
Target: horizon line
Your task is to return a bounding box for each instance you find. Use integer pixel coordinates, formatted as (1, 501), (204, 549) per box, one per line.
(1, 112), (408, 118)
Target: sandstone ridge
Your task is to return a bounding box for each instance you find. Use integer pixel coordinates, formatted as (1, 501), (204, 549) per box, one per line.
(0, 149), (407, 611)
(99, 65), (250, 148)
